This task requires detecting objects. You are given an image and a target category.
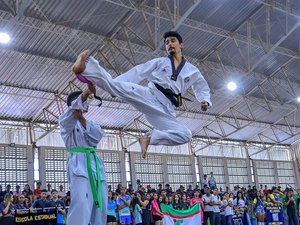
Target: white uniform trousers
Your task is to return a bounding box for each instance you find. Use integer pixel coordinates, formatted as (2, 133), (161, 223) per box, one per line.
(67, 164), (108, 225)
(82, 57), (192, 146)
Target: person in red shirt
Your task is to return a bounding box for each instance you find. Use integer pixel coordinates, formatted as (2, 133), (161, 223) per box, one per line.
(263, 185), (269, 196)
(33, 181), (42, 201)
(151, 193), (164, 225)
(190, 190), (204, 224)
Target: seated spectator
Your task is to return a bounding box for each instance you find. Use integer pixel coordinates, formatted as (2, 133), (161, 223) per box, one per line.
(0, 193), (14, 225)
(49, 189), (66, 225)
(14, 194), (29, 214)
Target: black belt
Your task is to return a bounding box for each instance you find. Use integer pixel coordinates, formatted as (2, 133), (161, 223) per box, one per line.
(154, 83), (191, 107)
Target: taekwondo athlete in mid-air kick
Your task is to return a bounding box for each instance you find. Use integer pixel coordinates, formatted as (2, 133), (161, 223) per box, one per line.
(72, 31), (211, 158)
(59, 87), (107, 225)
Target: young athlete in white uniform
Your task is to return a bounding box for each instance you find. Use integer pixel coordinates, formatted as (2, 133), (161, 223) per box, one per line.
(59, 87), (107, 225)
(72, 31), (211, 158)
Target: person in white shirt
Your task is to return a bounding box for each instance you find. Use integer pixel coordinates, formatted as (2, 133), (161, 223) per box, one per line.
(223, 192), (234, 225)
(57, 185), (66, 199)
(212, 188), (222, 225)
(72, 31), (211, 158)
(208, 172), (217, 190)
(201, 175), (209, 189)
(202, 186), (215, 225)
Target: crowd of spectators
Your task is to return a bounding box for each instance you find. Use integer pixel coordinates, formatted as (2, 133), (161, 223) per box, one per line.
(0, 174), (299, 225)
(0, 182), (69, 225)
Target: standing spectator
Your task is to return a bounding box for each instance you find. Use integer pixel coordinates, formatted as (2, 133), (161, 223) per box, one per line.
(212, 188), (221, 225)
(14, 194), (29, 214)
(151, 193), (164, 225)
(176, 185), (185, 195)
(263, 185), (269, 196)
(160, 190), (167, 198)
(157, 184), (163, 195)
(31, 189), (51, 209)
(132, 196), (143, 225)
(202, 186), (215, 225)
(254, 191), (265, 225)
(58, 185), (66, 199)
(165, 184), (172, 195)
(208, 172), (217, 190)
(223, 192), (234, 225)
(181, 193), (190, 210)
(49, 189), (66, 225)
(33, 181), (42, 201)
(13, 185), (22, 203)
(117, 186), (131, 225)
(0, 193), (14, 225)
(186, 184), (194, 197)
(201, 175), (208, 189)
(146, 185), (155, 194)
(190, 190), (204, 224)
(167, 195), (174, 208)
(107, 191), (117, 225)
(283, 189), (299, 225)
(137, 191), (150, 225)
(4, 185), (13, 196)
(0, 185), (4, 203)
(46, 183), (52, 196)
(173, 194), (182, 210)
(115, 184), (122, 195)
(127, 184), (134, 194)
(233, 191), (250, 225)
(22, 184), (33, 203)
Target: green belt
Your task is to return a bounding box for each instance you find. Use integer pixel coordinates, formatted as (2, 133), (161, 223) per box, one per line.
(69, 147), (103, 210)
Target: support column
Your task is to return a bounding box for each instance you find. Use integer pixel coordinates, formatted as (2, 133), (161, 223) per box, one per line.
(198, 156), (204, 187)
(223, 158), (230, 190)
(190, 155), (197, 187)
(119, 151), (127, 186)
(273, 161), (279, 186)
(38, 147), (46, 189)
(162, 155), (169, 185)
(129, 152), (137, 190)
(27, 145), (34, 188)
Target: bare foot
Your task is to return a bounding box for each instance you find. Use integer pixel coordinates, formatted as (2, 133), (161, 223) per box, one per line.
(72, 49), (90, 74)
(139, 136), (150, 159)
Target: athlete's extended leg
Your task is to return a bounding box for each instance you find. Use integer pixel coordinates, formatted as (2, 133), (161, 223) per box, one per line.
(73, 52), (192, 150)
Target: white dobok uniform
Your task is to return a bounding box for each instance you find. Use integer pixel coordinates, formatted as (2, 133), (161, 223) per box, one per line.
(59, 95), (107, 225)
(82, 56), (211, 146)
